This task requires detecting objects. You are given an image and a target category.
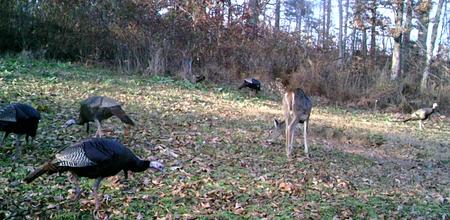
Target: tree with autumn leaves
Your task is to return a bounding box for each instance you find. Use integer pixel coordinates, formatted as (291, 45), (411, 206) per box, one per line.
(0, 0), (448, 108)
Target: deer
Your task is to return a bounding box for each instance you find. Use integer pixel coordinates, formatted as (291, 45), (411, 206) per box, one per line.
(268, 88), (312, 158)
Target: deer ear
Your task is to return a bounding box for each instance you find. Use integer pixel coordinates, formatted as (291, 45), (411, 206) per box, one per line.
(273, 118), (279, 127)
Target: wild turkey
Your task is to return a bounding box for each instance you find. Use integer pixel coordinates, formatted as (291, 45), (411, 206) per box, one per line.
(0, 103), (41, 159)
(63, 96), (135, 137)
(401, 103), (438, 130)
(193, 74), (205, 83)
(24, 138), (164, 210)
(238, 78), (261, 92)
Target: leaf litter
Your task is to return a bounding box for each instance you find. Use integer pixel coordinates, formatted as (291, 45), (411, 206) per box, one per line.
(0, 57), (449, 219)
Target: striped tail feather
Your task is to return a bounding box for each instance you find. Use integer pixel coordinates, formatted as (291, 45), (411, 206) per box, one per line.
(391, 118), (410, 123)
(110, 106), (135, 126)
(24, 167), (47, 183)
(24, 163), (57, 183)
(23, 168), (47, 183)
(402, 117), (412, 122)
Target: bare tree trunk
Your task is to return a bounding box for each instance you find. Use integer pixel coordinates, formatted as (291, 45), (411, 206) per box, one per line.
(338, 0), (344, 65)
(353, 0), (365, 57)
(369, 0), (377, 64)
(326, 0), (332, 47)
(415, 0), (432, 55)
(391, 0), (404, 80)
(248, 0), (260, 34)
(322, 0), (327, 48)
(401, 0), (413, 73)
(275, 0), (280, 30)
(227, 0), (232, 26)
(295, 15), (302, 33)
(362, 28), (367, 58)
(351, 27), (357, 56)
(420, 0), (445, 92)
(343, 0), (350, 60)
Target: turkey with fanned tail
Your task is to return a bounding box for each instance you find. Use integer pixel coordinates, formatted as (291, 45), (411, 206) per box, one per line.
(24, 138), (164, 210)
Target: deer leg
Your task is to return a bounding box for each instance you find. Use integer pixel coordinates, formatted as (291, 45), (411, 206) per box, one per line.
(419, 121), (423, 130)
(94, 119), (103, 138)
(289, 120), (297, 152)
(303, 121), (309, 157)
(286, 117), (298, 158)
(92, 177), (104, 210)
(285, 123), (290, 158)
(284, 113), (291, 158)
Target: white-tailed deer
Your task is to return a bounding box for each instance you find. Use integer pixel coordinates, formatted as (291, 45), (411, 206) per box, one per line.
(269, 89), (312, 158)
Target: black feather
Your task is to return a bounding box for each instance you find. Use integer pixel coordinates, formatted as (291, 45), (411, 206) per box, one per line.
(109, 106), (135, 126)
(239, 78), (261, 91)
(24, 138), (163, 210)
(69, 96), (134, 135)
(24, 138), (156, 181)
(0, 103), (40, 156)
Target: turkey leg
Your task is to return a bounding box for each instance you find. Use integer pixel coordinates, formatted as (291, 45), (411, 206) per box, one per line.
(94, 119), (103, 137)
(70, 174), (81, 200)
(14, 134), (22, 159)
(92, 177), (104, 210)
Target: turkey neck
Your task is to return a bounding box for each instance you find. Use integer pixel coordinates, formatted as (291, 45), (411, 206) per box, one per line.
(128, 160), (150, 172)
(424, 108), (435, 116)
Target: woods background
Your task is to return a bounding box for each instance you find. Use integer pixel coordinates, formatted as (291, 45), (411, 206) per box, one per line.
(0, 0), (448, 111)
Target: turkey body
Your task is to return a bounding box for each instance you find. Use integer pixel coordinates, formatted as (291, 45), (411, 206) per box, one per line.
(238, 78), (261, 92)
(0, 103), (41, 158)
(24, 138), (164, 210)
(65, 96), (135, 137)
(402, 103), (438, 130)
(62, 139), (146, 178)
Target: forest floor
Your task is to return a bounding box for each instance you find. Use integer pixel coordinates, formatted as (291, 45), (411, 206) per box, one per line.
(0, 56), (449, 219)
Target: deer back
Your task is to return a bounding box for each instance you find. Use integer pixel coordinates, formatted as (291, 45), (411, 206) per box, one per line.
(283, 89), (312, 123)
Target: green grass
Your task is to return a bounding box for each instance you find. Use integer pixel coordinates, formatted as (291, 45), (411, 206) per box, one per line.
(0, 55), (449, 219)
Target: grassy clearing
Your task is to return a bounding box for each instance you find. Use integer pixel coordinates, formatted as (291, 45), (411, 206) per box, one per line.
(0, 56), (449, 219)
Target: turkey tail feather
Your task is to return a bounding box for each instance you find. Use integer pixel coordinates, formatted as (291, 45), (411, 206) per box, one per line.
(24, 162), (57, 183)
(110, 106), (135, 126)
(402, 117), (412, 122)
(24, 167), (46, 183)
